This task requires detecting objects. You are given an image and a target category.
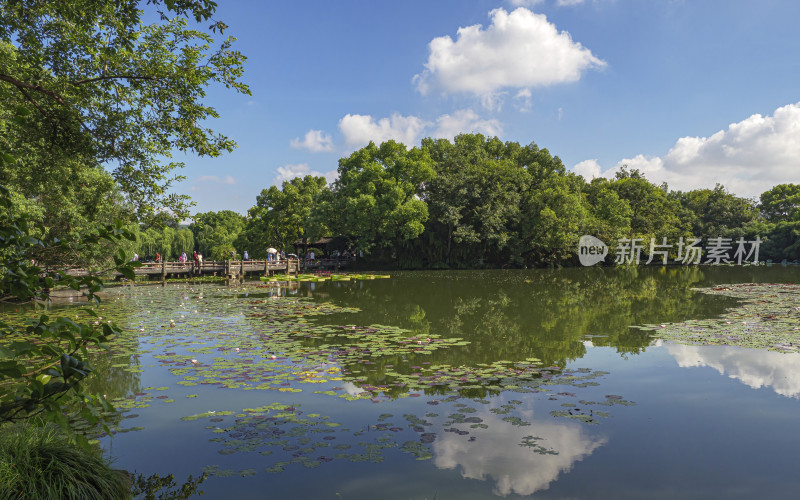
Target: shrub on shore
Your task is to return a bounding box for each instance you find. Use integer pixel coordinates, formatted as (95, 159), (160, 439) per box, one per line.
(0, 423), (130, 500)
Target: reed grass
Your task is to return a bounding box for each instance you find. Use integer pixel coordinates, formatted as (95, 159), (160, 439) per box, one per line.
(0, 423), (130, 500)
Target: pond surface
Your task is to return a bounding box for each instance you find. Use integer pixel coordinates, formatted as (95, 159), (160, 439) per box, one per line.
(32, 267), (800, 498)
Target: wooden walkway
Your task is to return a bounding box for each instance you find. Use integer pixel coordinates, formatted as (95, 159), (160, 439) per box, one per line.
(64, 258), (354, 281)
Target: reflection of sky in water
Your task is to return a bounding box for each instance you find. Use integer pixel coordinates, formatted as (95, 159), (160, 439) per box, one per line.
(340, 381), (363, 396)
(434, 409), (606, 496)
(667, 344), (800, 398)
(37, 271), (800, 499)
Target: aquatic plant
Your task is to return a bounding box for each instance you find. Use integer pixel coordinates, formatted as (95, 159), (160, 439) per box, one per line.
(639, 283), (800, 352)
(0, 423), (130, 500)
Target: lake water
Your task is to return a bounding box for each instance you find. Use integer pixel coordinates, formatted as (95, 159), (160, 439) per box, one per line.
(37, 267), (800, 498)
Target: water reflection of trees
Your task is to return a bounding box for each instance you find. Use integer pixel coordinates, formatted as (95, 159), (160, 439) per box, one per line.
(0, 299), (143, 403)
(309, 267), (738, 367)
(82, 349), (142, 402)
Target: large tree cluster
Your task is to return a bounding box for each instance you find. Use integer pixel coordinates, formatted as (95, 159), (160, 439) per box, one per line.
(235, 133), (796, 268)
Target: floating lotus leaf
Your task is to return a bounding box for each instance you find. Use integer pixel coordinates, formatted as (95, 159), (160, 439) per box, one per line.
(638, 283), (800, 352)
(3, 280), (638, 480)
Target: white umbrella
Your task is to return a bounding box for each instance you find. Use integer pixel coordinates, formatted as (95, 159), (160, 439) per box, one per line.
(267, 248), (277, 253)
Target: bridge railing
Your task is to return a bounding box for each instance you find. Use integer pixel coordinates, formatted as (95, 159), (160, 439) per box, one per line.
(65, 256), (346, 277)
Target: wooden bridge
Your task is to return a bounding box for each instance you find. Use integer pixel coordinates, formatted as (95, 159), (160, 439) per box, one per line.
(64, 257), (354, 282)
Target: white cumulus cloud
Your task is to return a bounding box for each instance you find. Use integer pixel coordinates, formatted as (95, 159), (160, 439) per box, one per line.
(196, 175), (235, 185)
(432, 109), (503, 139)
(310, 109), (503, 151)
(338, 113), (429, 147)
(273, 163), (337, 186)
(509, 0), (544, 7)
(413, 7), (605, 105)
(571, 102), (800, 198)
(572, 159), (602, 179)
(290, 129), (334, 152)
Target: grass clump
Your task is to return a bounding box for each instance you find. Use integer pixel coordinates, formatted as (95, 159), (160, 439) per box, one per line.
(0, 423), (130, 500)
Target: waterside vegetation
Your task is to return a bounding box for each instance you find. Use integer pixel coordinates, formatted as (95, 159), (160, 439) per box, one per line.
(232, 137), (799, 269)
(2, 0), (800, 497)
(1, 0), (248, 497)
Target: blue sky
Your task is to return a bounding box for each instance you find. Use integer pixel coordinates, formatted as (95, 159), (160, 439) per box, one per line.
(178, 0), (800, 215)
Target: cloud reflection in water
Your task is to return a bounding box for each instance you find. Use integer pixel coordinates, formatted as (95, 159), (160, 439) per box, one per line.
(432, 410), (607, 496)
(668, 344), (800, 398)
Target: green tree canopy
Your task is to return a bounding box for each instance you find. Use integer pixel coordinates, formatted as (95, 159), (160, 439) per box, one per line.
(522, 172), (588, 264)
(759, 183), (800, 223)
(593, 167), (689, 242)
(319, 140), (435, 255)
(0, 0), (250, 221)
(582, 183), (633, 244)
(0, 184), (137, 433)
(421, 135), (533, 266)
(189, 210), (245, 259)
(239, 175), (329, 258)
(239, 138), (799, 268)
(670, 184), (760, 238)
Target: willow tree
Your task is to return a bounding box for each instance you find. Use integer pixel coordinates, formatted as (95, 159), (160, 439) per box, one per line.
(174, 228), (195, 258)
(136, 227), (158, 259)
(190, 210), (246, 259)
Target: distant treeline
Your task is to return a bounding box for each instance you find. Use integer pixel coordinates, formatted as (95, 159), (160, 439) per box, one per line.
(178, 134), (798, 268)
(11, 132), (795, 269)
